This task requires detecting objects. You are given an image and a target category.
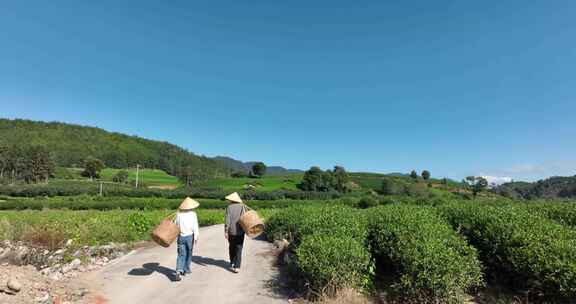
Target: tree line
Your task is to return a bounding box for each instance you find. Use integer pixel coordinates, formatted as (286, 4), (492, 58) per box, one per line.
(298, 166), (351, 193)
(494, 176), (576, 199)
(0, 118), (228, 181)
(0, 145), (54, 184)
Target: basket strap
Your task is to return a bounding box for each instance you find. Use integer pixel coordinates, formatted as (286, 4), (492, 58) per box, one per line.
(242, 204), (252, 213)
(166, 212), (177, 221)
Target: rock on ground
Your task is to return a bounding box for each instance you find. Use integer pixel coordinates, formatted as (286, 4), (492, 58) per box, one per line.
(0, 264), (90, 304)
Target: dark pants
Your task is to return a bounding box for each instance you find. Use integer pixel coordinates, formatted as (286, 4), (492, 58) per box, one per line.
(228, 234), (245, 268)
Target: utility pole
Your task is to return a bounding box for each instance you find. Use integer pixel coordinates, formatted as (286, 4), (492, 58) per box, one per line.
(135, 164), (140, 188)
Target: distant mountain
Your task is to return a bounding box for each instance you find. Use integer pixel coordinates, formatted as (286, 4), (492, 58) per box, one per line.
(246, 163), (304, 175)
(213, 156), (247, 173)
(494, 176), (576, 199)
(214, 157), (303, 176)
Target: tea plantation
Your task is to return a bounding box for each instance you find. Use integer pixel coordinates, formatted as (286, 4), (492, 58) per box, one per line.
(265, 199), (576, 303)
(2, 185), (576, 302)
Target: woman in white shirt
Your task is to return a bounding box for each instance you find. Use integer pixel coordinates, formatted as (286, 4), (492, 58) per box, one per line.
(174, 197), (200, 281)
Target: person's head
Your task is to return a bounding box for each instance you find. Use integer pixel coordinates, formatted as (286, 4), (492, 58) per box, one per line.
(225, 192), (243, 204)
(179, 197), (200, 212)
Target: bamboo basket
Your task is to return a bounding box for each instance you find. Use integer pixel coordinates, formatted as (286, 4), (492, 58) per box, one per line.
(239, 206), (265, 238)
(151, 214), (179, 247)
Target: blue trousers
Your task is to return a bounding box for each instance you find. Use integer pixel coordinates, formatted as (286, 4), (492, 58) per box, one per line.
(176, 234), (194, 273)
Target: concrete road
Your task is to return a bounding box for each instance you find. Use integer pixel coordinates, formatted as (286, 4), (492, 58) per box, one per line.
(91, 225), (287, 304)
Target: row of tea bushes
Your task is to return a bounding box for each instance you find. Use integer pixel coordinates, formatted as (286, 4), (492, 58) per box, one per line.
(265, 206), (374, 293)
(0, 183), (231, 199)
(526, 201), (576, 227)
(367, 205), (484, 302)
(265, 205), (483, 302)
(0, 196), (353, 211)
(440, 203), (576, 301)
(0, 182), (341, 200)
(0, 196), (184, 211)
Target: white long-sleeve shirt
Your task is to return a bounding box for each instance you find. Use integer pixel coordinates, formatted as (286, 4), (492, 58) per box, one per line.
(174, 211), (199, 240)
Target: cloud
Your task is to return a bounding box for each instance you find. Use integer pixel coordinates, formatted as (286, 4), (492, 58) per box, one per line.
(481, 175), (512, 186)
(480, 160), (576, 182)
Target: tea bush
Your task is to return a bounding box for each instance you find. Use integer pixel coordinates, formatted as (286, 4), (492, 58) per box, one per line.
(265, 205), (368, 244)
(440, 203), (576, 301)
(265, 205), (373, 295)
(296, 234), (373, 294)
(368, 205), (484, 302)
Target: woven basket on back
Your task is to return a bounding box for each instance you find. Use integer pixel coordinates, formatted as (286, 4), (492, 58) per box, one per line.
(239, 206), (265, 238)
(151, 214), (179, 247)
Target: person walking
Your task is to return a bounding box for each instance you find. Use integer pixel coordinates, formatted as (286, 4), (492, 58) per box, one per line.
(174, 197), (200, 281)
(224, 192), (246, 273)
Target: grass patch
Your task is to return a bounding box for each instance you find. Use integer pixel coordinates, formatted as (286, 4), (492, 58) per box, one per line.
(0, 209), (223, 246)
(195, 175), (303, 192)
(100, 168), (180, 187)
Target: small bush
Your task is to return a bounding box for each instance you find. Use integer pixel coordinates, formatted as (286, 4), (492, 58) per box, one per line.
(22, 224), (66, 250)
(128, 211), (155, 236)
(402, 182), (430, 197)
(356, 197), (378, 209)
(112, 170), (129, 183)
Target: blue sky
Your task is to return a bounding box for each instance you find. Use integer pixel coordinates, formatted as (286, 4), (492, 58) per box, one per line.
(1, 1), (575, 181)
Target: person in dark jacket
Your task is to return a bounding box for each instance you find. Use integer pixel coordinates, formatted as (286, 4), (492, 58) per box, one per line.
(224, 192), (245, 273)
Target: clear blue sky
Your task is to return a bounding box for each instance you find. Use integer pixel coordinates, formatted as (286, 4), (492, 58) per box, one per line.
(1, 1), (575, 181)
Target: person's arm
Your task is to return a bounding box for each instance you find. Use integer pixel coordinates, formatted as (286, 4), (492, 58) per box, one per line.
(193, 212), (199, 242)
(224, 206), (230, 239)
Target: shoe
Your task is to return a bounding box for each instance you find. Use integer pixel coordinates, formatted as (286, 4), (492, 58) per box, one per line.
(174, 272), (182, 281)
(231, 267), (238, 273)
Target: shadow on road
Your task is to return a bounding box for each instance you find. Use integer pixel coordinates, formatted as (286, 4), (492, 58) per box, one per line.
(128, 262), (178, 282)
(192, 256), (234, 273)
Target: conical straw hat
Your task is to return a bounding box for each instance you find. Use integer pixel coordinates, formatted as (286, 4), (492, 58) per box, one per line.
(225, 192), (243, 204)
(179, 197), (200, 210)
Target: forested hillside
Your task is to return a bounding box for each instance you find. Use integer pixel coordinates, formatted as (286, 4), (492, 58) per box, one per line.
(0, 119), (228, 180)
(494, 176), (576, 199)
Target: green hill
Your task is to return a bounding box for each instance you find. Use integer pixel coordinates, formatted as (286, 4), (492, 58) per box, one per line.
(0, 118), (228, 180)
